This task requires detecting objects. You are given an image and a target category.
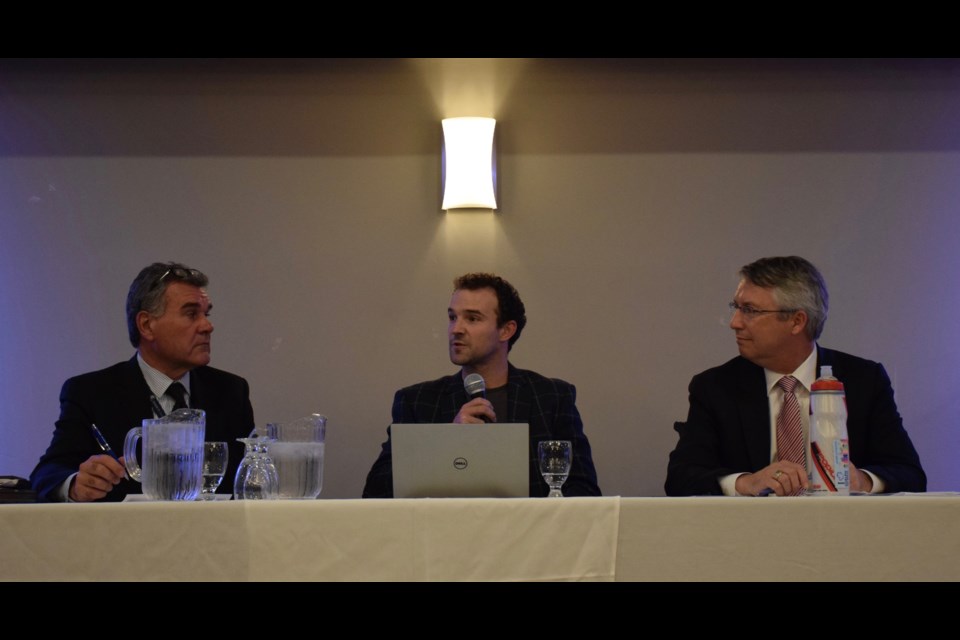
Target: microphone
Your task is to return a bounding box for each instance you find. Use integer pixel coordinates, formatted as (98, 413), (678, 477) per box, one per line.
(463, 373), (492, 423)
(463, 373), (486, 400)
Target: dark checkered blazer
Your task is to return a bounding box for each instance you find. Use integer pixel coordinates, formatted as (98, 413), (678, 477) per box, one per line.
(362, 364), (601, 497)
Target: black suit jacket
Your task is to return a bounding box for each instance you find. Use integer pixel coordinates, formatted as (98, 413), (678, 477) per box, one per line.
(30, 356), (255, 502)
(362, 364), (601, 498)
(665, 346), (926, 496)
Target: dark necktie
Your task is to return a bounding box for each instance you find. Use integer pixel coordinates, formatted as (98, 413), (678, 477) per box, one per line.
(165, 382), (189, 411)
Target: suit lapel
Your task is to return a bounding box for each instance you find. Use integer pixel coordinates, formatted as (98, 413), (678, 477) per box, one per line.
(439, 373), (467, 422)
(735, 358), (772, 471)
(507, 365), (531, 424)
(189, 367), (207, 412)
(187, 367), (229, 441)
(120, 355), (156, 424)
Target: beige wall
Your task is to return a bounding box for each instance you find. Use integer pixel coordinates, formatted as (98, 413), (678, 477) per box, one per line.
(2, 58), (957, 497)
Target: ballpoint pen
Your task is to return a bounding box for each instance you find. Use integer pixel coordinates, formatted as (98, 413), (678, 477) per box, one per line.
(89, 423), (128, 478)
(89, 423), (119, 460)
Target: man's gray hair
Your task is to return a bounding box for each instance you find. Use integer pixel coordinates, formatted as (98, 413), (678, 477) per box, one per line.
(126, 262), (208, 347)
(739, 256), (829, 340)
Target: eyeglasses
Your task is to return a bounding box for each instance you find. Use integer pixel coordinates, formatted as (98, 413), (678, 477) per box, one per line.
(728, 301), (798, 320)
(146, 266), (202, 297)
(158, 267), (202, 284)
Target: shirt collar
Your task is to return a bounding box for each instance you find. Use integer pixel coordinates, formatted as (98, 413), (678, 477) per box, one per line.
(764, 344), (817, 395)
(137, 352), (191, 400)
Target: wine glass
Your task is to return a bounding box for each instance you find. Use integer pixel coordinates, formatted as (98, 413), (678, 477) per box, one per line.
(538, 440), (572, 498)
(199, 441), (229, 500)
(233, 434), (279, 500)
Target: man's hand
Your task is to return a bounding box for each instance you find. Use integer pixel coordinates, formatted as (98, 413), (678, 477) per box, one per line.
(69, 454), (126, 502)
(735, 461), (808, 496)
(849, 461), (874, 493)
(453, 398), (496, 424)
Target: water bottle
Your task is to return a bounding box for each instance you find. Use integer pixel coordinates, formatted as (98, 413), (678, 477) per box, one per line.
(808, 365), (850, 495)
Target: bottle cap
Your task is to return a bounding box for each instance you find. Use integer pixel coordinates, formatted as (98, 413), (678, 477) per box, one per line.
(812, 365), (844, 391)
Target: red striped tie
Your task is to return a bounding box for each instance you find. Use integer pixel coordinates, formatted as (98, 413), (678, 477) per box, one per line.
(776, 375), (806, 496)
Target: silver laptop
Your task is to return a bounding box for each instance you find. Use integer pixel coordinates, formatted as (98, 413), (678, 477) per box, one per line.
(391, 423), (530, 498)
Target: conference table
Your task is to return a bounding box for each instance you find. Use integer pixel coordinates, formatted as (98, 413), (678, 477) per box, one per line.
(1, 494), (957, 581)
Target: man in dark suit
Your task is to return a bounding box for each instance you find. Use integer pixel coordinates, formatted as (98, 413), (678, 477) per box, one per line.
(363, 273), (600, 498)
(31, 262), (255, 502)
(666, 256), (925, 497)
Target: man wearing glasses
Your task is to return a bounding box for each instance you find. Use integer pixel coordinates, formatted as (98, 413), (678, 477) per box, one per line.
(30, 262), (255, 502)
(665, 256), (925, 497)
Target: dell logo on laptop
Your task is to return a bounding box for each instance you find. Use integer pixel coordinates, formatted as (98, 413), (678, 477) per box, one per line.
(453, 457), (468, 470)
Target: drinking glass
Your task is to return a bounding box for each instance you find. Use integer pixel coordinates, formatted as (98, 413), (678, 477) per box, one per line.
(233, 434), (279, 500)
(199, 441), (229, 500)
(538, 440), (572, 498)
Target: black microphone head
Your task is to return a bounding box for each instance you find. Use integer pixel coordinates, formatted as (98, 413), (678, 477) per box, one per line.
(463, 373), (486, 399)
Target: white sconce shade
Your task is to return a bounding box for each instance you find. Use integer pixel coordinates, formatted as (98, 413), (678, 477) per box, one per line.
(441, 117), (497, 210)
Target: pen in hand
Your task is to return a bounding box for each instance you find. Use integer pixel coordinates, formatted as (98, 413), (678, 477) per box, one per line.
(89, 423), (127, 479)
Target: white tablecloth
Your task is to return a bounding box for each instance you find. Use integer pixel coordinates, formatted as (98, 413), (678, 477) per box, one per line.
(2, 494), (957, 581)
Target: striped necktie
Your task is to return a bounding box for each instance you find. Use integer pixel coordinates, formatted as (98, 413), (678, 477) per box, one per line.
(776, 375), (806, 496)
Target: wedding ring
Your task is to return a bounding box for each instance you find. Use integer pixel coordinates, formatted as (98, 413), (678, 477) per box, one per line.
(773, 470), (783, 480)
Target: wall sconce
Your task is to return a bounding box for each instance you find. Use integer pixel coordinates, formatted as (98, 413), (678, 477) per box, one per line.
(441, 117), (497, 211)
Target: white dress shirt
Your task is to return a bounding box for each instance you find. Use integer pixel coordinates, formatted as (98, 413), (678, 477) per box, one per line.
(720, 346), (882, 496)
(137, 352), (192, 415)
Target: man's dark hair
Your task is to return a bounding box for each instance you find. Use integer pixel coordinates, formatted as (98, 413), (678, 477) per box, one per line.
(740, 256), (829, 340)
(126, 262), (208, 347)
(453, 272), (527, 350)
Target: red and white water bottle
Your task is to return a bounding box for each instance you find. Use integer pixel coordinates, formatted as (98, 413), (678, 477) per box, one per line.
(808, 365), (850, 495)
